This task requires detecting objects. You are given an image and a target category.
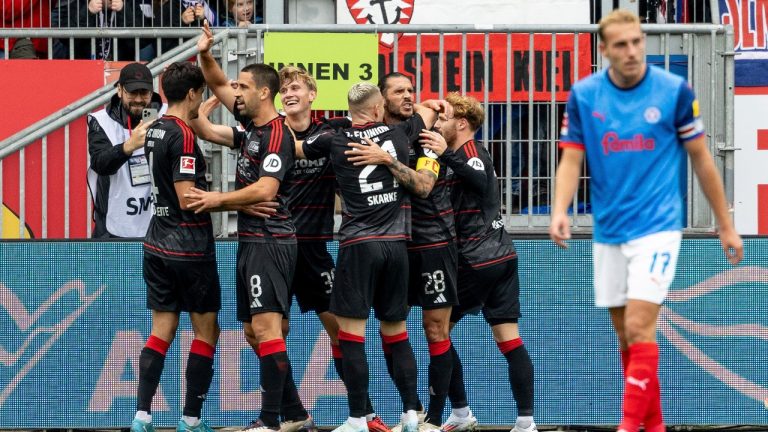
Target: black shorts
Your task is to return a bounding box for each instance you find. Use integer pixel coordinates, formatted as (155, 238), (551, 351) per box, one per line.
(292, 242), (334, 314)
(143, 253), (221, 313)
(450, 257), (520, 325)
(236, 241), (297, 322)
(330, 241), (409, 322)
(408, 242), (458, 309)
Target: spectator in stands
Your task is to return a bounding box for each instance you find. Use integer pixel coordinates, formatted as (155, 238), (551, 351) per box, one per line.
(221, 0), (259, 27)
(87, 62), (164, 238)
(1, 0), (50, 58)
(57, 0), (144, 60)
(136, 0), (218, 59)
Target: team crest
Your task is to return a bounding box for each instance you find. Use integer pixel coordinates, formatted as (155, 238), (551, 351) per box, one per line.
(247, 140), (260, 155)
(644, 106), (661, 124)
(346, 0), (414, 46)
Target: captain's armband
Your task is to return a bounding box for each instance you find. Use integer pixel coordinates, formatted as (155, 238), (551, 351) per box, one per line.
(416, 157), (440, 178)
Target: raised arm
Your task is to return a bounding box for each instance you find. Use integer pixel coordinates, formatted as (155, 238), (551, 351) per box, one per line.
(197, 20), (236, 111)
(189, 95), (235, 147)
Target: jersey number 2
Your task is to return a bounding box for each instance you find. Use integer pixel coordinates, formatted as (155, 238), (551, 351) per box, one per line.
(358, 140), (398, 193)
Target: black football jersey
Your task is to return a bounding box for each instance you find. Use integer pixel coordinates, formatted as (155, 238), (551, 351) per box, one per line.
(285, 117), (349, 241)
(441, 139), (517, 268)
(408, 138), (455, 246)
(232, 114), (296, 243)
(303, 115), (425, 247)
(143, 115), (215, 260)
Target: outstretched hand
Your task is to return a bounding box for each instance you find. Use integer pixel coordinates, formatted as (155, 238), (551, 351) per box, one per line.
(197, 19), (214, 53)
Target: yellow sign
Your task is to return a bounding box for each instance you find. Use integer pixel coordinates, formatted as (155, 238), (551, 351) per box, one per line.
(2, 204), (32, 239)
(264, 33), (378, 111)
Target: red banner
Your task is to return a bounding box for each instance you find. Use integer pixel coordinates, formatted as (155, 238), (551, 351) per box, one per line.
(0, 60), (104, 238)
(379, 33), (592, 102)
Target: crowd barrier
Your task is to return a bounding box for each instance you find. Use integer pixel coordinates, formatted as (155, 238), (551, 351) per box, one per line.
(0, 238), (765, 428)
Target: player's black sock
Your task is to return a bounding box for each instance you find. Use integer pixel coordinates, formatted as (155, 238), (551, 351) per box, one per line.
(280, 362), (309, 421)
(137, 336), (170, 413)
(380, 332), (395, 379)
(426, 339), (453, 424)
(259, 339), (290, 427)
(383, 332), (420, 412)
(339, 331), (369, 418)
(499, 339), (534, 417)
(183, 340), (215, 418)
(447, 344), (468, 409)
(334, 345), (375, 416)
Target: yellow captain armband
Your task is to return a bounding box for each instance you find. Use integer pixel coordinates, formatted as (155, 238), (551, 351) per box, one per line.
(416, 157), (440, 178)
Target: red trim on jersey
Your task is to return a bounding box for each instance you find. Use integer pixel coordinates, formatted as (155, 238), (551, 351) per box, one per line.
(331, 343), (343, 359)
(496, 338), (523, 354)
(190, 339), (216, 359)
(559, 141), (585, 150)
(269, 118), (284, 153)
(179, 221), (212, 227)
(297, 235), (334, 241)
(145, 335), (171, 355)
(259, 338), (287, 357)
(381, 331), (408, 345)
(237, 232), (297, 238)
(469, 253), (518, 269)
(462, 140), (478, 158)
(143, 243), (206, 257)
(456, 209), (481, 214)
(340, 234), (407, 247)
(407, 241), (449, 251)
(171, 117), (195, 154)
(338, 330), (365, 343)
(412, 209), (454, 220)
(428, 339), (452, 356)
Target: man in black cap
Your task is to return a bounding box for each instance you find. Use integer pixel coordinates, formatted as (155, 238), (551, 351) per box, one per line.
(87, 62), (165, 238)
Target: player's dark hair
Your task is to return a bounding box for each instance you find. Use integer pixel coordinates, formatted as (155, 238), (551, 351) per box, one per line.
(378, 72), (412, 95)
(242, 63), (280, 101)
(161, 62), (205, 103)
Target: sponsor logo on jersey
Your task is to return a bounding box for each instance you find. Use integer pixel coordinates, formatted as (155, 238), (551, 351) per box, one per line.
(180, 156), (196, 174)
(601, 132), (655, 155)
(467, 157), (484, 171)
(263, 154), (282, 173)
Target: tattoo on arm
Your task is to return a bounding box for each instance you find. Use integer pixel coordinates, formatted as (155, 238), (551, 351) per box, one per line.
(387, 158), (436, 198)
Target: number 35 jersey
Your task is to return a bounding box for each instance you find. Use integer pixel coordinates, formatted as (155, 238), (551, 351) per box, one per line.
(303, 115), (426, 247)
(143, 115), (215, 261)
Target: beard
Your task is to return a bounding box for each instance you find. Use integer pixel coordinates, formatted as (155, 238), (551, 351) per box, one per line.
(124, 101), (147, 123)
(385, 100), (411, 122)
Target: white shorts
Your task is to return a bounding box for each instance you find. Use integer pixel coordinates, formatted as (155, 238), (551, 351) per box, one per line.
(593, 230), (682, 308)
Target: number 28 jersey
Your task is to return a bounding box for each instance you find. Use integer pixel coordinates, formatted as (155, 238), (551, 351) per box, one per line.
(303, 115), (426, 247)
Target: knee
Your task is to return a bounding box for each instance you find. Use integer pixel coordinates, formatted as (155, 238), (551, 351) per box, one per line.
(624, 315), (654, 345)
(422, 317), (449, 343)
(242, 324), (258, 349)
(250, 320), (281, 345)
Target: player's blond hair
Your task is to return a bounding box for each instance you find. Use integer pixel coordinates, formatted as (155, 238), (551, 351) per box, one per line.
(446, 93), (484, 131)
(278, 65), (318, 93)
(598, 9), (641, 41)
(348, 82), (381, 114)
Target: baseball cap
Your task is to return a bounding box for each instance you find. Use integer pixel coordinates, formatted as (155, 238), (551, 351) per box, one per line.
(117, 63), (154, 92)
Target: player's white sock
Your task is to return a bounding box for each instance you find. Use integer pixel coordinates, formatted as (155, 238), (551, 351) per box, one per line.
(182, 416), (200, 427)
(452, 407), (470, 418)
(135, 411), (152, 422)
(348, 416), (367, 428)
(515, 416), (533, 429)
(366, 413), (376, 422)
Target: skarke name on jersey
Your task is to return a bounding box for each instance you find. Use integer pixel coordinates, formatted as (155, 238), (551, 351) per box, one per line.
(601, 132), (655, 155)
(367, 191), (398, 206)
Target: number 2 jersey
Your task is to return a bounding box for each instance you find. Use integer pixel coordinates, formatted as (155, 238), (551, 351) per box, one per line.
(303, 115), (427, 247)
(441, 139), (517, 269)
(143, 115), (215, 260)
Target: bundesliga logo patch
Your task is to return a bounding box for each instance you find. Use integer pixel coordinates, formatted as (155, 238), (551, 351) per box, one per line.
(180, 156), (196, 174)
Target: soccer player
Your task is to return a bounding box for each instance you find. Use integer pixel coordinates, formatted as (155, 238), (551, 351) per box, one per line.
(298, 82), (445, 432)
(377, 72), (469, 432)
(188, 22), (312, 432)
(550, 10), (743, 432)
(132, 61), (219, 432)
(419, 93), (537, 432)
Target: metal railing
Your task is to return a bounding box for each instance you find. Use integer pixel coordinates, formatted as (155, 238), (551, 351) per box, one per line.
(0, 23), (734, 238)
